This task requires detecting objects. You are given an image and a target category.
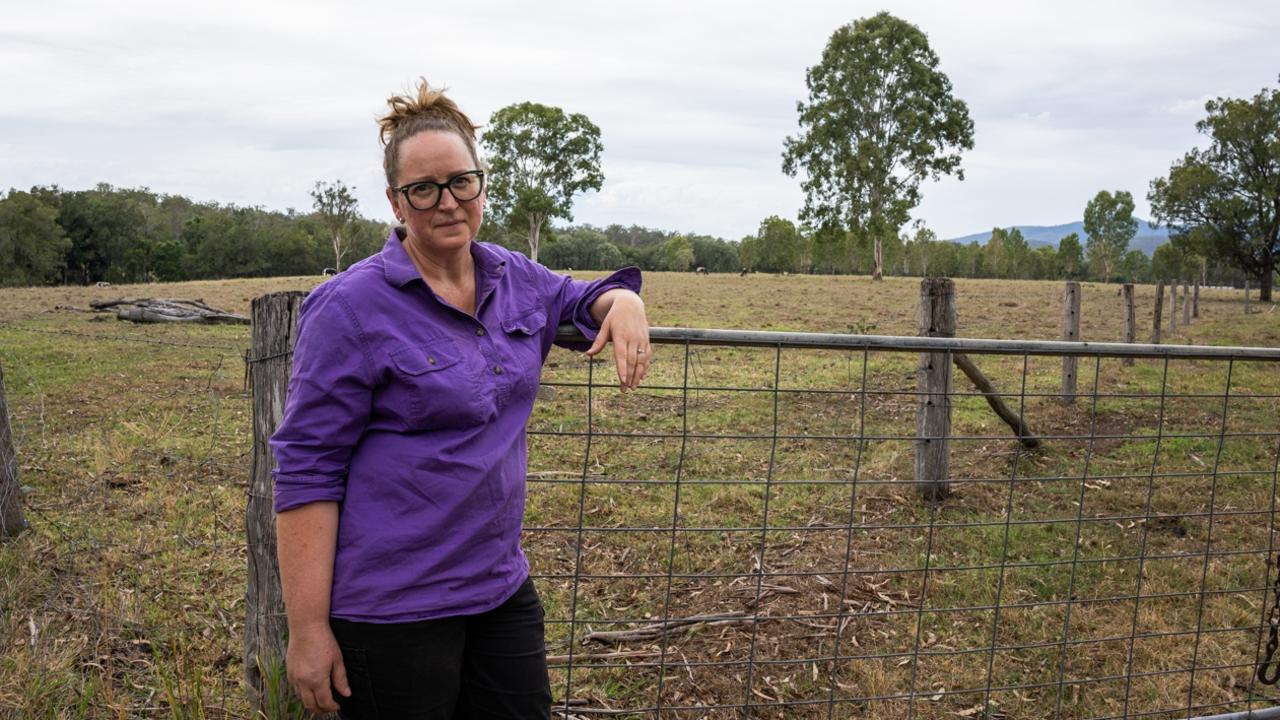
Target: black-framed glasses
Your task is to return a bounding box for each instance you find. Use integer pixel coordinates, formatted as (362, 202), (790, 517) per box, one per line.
(394, 170), (485, 211)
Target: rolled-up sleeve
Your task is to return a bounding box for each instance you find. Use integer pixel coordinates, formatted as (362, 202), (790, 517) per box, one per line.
(269, 284), (375, 513)
(546, 266), (643, 349)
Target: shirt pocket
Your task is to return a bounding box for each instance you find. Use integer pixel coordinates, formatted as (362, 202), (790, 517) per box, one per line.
(500, 307), (548, 397)
(386, 338), (486, 429)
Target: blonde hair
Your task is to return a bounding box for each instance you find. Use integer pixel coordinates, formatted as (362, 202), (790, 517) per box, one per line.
(378, 79), (481, 186)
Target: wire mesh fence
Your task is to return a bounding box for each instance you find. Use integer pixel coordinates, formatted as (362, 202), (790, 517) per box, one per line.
(529, 328), (1280, 720)
(3, 312), (1280, 719)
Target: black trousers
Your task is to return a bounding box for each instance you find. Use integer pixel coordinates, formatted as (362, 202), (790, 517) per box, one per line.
(330, 577), (551, 719)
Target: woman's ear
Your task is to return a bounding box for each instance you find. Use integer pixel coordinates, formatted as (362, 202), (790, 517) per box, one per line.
(385, 186), (403, 223)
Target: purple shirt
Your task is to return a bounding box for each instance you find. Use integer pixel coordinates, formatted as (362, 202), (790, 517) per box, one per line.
(270, 229), (641, 623)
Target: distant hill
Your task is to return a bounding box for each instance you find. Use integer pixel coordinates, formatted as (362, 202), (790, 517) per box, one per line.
(947, 220), (1170, 256)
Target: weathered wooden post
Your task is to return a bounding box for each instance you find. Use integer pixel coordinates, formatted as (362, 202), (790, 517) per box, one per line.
(1, 361), (27, 539)
(1061, 281), (1080, 403)
(245, 291), (307, 711)
(1168, 281), (1178, 335)
(1193, 280), (1200, 318)
(916, 278), (954, 501)
(1122, 283), (1136, 367)
(1152, 281), (1165, 344)
(1181, 282), (1190, 326)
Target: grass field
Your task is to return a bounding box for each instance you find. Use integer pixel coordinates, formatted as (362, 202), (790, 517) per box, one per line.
(0, 272), (1277, 719)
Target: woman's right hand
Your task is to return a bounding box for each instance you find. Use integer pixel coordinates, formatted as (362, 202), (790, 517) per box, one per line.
(286, 626), (351, 714)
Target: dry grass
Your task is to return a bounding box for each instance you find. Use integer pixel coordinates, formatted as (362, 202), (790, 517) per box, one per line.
(0, 272), (1277, 719)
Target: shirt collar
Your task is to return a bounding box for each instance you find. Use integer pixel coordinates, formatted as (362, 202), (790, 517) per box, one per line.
(380, 226), (507, 289)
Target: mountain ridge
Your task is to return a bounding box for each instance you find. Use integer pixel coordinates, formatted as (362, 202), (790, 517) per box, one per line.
(947, 220), (1170, 256)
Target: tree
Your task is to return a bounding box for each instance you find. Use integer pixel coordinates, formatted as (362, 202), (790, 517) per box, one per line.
(0, 190), (70, 286)
(310, 180), (359, 272)
(1083, 190), (1137, 283)
(1057, 233), (1084, 279)
(750, 216), (803, 273)
(782, 12), (973, 281)
(661, 235), (695, 272)
(1149, 80), (1280, 301)
(481, 102), (603, 264)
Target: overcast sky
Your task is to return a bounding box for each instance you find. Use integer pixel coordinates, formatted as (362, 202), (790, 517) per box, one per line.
(3, 0), (1277, 240)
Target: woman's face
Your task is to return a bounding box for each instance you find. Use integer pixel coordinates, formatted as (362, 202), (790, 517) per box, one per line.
(386, 130), (485, 256)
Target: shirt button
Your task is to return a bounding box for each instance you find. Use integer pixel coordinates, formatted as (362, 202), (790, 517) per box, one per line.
(428, 356), (437, 365)
(475, 328), (485, 336)
(493, 365), (503, 375)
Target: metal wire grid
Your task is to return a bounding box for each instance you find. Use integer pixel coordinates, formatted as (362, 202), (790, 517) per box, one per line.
(529, 328), (1280, 720)
(0, 323), (246, 717)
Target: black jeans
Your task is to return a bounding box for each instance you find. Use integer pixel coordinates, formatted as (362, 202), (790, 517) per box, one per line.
(330, 577), (551, 719)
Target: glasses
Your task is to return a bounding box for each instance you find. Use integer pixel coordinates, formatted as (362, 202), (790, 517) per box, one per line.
(394, 170), (485, 211)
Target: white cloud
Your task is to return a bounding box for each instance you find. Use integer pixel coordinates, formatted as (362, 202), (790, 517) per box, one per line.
(2, 0), (1277, 240)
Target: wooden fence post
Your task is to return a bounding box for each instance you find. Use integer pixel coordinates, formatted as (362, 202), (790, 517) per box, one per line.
(1, 361), (27, 539)
(1153, 281), (1165, 344)
(916, 278), (954, 501)
(1182, 282), (1190, 326)
(1061, 281), (1080, 403)
(1193, 280), (1200, 318)
(1122, 283), (1136, 367)
(245, 291), (308, 710)
(1169, 281), (1178, 335)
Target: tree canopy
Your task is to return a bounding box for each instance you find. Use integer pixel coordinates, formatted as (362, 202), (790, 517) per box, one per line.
(782, 12), (973, 280)
(481, 102), (603, 264)
(1083, 190), (1138, 283)
(1149, 79), (1280, 301)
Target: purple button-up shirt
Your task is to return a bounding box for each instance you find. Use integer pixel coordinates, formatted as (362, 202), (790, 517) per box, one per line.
(270, 229), (641, 623)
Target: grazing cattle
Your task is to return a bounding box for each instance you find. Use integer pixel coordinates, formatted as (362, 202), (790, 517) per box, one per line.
(322, 267), (338, 276)
(739, 268), (749, 276)
(95, 281), (111, 287)
(695, 267), (708, 274)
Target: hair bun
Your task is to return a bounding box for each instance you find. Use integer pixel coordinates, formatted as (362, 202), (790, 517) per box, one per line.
(378, 79), (482, 185)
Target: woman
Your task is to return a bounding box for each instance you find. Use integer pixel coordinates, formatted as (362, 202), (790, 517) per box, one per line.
(270, 80), (649, 719)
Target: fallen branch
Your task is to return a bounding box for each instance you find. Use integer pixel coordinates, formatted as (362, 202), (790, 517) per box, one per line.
(89, 298), (248, 325)
(953, 352), (1040, 449)
(583, 612), (750, 645)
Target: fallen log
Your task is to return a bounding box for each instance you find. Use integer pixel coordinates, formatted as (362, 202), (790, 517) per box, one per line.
(953, 352), (1040, 449)
(89, 298), (248, 325)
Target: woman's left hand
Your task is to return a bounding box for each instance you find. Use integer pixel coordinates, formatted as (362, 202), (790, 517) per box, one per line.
(585, 290), (651, 391)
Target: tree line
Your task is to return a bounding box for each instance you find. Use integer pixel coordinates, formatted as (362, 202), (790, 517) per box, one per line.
(0, 180), (1252, 288)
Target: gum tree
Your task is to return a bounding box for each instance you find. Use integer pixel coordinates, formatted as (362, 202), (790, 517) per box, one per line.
(782, 12), (973, 281)
(1083, 190), (1137, 283)
(310, 180), (359, 272)
(1149, 80), (1280, 301)
(481, 102), (603, 264)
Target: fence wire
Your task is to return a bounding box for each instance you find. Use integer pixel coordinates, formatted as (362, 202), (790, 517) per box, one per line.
(529, 328), (1280, 720)
(3, 318), (1280, 719)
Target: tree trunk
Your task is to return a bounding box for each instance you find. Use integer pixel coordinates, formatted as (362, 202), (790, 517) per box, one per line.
(528, 215), (543, 264)
(1261, 260), (1274, 302)
(872, 237), (884, 281)
(245, 291), (308, 711)
(332, 232), (345, 272)
(1, 360), (26, 539)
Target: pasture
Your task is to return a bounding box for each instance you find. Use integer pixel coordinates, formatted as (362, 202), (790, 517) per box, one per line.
(1, 272), (1278, 719)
